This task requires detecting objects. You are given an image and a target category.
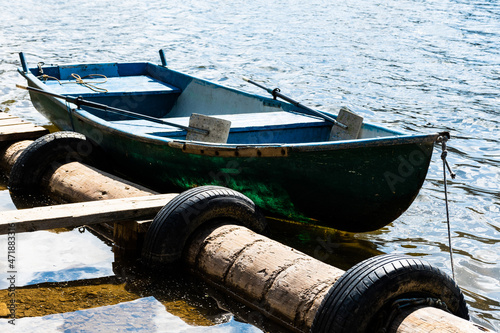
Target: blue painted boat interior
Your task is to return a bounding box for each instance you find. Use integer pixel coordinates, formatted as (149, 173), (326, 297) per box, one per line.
(27, 62), (403, 144)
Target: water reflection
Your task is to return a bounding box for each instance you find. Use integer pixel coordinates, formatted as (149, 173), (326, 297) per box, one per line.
(0, 297), (258, 333)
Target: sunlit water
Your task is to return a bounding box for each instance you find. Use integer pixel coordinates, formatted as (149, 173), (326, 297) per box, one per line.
(0, 0), (499, 331)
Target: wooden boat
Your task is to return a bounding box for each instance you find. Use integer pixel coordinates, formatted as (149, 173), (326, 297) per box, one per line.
(17, 51), (443, 232)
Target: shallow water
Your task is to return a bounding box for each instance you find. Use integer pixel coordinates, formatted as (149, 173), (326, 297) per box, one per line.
(0, 0), (499, 331)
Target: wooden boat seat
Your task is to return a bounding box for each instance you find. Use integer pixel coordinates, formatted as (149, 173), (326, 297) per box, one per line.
(44, 75), (181, 98)
(112, 111), (331, 143)
(44, 75), (182, 118)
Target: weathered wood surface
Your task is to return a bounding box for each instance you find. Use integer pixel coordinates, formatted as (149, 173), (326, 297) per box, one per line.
(185, 223), (345, 332)
(393, 307), (494, 333)
(0, 139), (33, 171)
(0, 137), (161, 254)
(185, 223), (492, 333)
(43, 162), (157, 203)
(0, 193), (178, 235)
(0, 113), (48, 141)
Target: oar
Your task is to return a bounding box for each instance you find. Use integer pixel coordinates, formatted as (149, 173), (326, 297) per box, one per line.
(243, 77), (348, 129)
(16, 85), (208, 135)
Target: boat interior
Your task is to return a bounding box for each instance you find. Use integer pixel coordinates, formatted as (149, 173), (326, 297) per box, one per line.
(31, 62), (402, 144)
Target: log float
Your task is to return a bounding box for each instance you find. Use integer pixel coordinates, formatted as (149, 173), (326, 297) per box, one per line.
(0, 128), (494, 333)
(185, 222), (489, 333)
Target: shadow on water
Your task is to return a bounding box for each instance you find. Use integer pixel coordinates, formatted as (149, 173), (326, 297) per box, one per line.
(0, 271), (225, 325)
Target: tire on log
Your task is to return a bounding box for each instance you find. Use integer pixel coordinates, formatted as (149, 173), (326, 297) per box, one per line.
(142, 186), (266, 268)
(311, 254), (469, 333)
(8, 131), (105, 195)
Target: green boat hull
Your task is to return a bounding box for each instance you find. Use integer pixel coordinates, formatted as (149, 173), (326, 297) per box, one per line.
(18, 56), (440, 232)
(71, 112), (436, 232)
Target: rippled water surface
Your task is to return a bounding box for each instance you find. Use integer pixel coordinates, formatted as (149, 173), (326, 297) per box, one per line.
(0, 0), (499, 331)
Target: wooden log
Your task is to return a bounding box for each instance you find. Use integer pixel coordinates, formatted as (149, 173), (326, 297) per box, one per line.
(0, 193), (178, 235)
(393, 307), (494, 333)
(0, 275), (222, 325)
(41, 162), (160, 255)
(0, 138), (161, 255)
(185, 223), (345, 332)
(0, 139), (33, 171)
(185, 223), (492, 333)
(42, 161), (157, 202)
(0, 138), (156, 202)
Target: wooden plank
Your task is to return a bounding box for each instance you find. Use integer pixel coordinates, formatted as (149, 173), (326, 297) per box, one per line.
(0, 123), (44, 132)
(115, 111), (325, 137)
(0, 193), (178, 235)
(0, 113), (49, 141)
(0, 123), (49, 142)
(0, 118), (29, 127)
(45, 75), (181, 96)
(0, 113), (18, 120)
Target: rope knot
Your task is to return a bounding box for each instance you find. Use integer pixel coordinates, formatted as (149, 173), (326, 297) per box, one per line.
(70, 73), (108, 93)
(441, 149), (448, 160)
(438, 135), (456, 179)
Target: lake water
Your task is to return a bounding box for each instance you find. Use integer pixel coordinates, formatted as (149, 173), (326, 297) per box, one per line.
(0, 0), (499, 331)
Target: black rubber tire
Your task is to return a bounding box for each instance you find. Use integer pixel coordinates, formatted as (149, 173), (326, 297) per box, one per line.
(141, 186), (267, 268)
(8, 131), (103, 194)
(311, 254), (469, 333)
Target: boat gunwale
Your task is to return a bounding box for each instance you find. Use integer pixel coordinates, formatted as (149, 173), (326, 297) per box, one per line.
(18, 63), (441, 155)
(72, 108), (440, 154)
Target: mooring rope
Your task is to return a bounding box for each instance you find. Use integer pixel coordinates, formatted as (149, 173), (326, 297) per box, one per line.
(438, 134), (457, 280)
(38, 74), (63, 84)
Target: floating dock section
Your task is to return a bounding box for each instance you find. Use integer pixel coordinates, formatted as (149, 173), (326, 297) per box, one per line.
(0, 118), (493, 333)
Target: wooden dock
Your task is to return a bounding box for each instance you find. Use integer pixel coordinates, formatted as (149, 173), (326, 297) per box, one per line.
(0, 112), (48, 142)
